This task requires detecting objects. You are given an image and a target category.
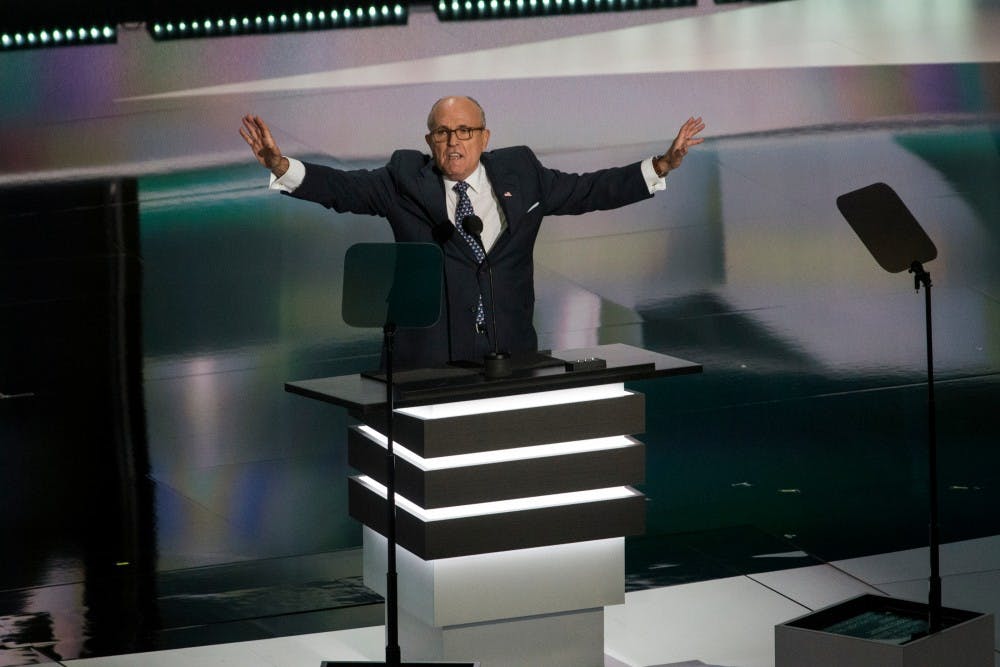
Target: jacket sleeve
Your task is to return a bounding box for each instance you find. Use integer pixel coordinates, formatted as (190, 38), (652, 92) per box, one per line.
(527, 148), (653, 216)
(285, 160), (397, 217)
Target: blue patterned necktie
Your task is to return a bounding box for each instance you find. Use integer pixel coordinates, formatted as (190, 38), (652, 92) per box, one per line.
(452, 181), (486, 328)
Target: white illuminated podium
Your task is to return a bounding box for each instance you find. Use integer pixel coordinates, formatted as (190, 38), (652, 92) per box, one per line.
(286, 343), (701, 667)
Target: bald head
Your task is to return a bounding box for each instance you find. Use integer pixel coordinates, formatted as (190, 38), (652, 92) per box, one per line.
(427, 96), (486, 131)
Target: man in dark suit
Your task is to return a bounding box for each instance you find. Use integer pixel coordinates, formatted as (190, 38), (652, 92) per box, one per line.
(240, 97), (704, 368)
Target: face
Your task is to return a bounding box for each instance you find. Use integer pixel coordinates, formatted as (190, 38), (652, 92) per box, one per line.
(425, 97), (490, 182)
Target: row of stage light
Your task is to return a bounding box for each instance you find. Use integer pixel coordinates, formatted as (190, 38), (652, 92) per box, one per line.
(2, 26), (116, 50)
(1, 0), (706, 51)
(147, 4), (409, 40)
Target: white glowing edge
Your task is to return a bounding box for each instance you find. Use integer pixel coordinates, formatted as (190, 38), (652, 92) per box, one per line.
(356, 475), (638, 521)
(395, 383), (627, 420)
(357, 425), (634, 470)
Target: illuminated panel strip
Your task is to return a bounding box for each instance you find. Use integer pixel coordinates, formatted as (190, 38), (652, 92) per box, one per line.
(1, 25), (116, 51)
(434, 0), (693, 21)
(396, 383), (627, 420)
(357, 425), (633, 471)
(146, 4), (408, 41)
(356, 475), (638, 521)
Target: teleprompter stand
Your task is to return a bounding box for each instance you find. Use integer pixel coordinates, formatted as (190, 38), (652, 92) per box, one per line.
(839, 181), (942, 633)
(775, 183), (993, 666)
(329, 242), (477, 667)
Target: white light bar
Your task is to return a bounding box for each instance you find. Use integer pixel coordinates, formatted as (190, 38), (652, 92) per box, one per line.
(358, 425), (633, 471)
(435, 0), (692, 20)
(1, 24), (116, 51)
(356, 475), (638, 521)
(396, 383), (628, 420)
(147, 3), (407, 40)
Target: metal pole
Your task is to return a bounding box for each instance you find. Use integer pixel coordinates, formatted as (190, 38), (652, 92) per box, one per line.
(912, 261), (941, 634)
(384, 323), (401, 666)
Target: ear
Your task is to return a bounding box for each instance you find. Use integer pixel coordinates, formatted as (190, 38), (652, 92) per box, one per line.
(425, 133), (434, 151)
(482, 128), (490, 150)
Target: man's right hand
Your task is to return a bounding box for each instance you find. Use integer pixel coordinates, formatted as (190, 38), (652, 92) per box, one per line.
(240, 114), (289, 178)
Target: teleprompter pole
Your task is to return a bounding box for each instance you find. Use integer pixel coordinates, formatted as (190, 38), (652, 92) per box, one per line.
(383, 322), (401, 667)
(910, 261), (941, 634)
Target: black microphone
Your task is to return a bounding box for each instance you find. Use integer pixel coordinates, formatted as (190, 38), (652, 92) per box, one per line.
(461, 214), (484, 240)
(461, 215), (511, 378)
(432, 220), (455, 245)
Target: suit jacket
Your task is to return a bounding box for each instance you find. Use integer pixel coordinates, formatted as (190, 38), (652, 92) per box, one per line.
(288, 146), (652, 368)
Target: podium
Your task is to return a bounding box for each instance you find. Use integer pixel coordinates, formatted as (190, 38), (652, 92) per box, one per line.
(287, 343), (701, 667)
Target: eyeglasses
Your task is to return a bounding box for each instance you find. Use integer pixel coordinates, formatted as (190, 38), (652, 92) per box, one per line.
(427, 126), (485, 143)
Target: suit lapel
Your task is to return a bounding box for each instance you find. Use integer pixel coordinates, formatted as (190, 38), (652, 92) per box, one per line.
(419, 160), (481, 264)
(418, 161), (449, 228)
(482, 154), (522, 246)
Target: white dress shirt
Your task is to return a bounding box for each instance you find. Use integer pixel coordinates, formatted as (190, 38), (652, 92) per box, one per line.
(441, 162), (505, 252)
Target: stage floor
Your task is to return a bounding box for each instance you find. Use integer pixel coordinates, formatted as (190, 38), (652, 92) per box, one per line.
(49, 536), (1000, 667)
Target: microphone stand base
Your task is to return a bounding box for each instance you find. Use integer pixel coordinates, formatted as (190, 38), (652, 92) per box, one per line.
(484, 351), (512, 379)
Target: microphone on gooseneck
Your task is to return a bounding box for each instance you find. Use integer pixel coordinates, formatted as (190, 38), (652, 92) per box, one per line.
(461, 214), (484, 242)
(462, 215), (511, 378)
(461, 215), (492, 348)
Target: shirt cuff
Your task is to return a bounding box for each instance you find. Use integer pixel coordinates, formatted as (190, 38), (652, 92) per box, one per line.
(268, 157), (305, 192)
(641, 157), (667, 194)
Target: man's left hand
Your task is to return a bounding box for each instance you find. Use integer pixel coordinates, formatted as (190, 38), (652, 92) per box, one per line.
(654, 117), (706, 177)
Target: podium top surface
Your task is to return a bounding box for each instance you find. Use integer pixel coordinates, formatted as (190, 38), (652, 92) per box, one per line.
(285, 343), (701, 414)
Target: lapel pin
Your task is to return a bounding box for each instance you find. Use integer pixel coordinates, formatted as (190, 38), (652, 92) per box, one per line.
(503, 191), (513, 197)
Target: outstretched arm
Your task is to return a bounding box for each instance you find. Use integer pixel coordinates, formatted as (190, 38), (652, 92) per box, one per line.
(239, 114), (290, 178)
(653, 116), (706, 177)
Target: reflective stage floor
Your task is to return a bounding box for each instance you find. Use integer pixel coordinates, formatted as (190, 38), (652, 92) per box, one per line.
(22, 537), (1000, 666)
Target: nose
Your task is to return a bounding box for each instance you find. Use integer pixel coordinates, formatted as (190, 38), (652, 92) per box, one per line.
(446, 130), (459, 146)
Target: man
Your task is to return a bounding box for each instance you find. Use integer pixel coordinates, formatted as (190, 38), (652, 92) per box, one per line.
(240, 97), (704, 368)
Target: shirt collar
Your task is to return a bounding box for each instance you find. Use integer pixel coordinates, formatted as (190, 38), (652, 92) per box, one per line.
(443, 161), (487, 194)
